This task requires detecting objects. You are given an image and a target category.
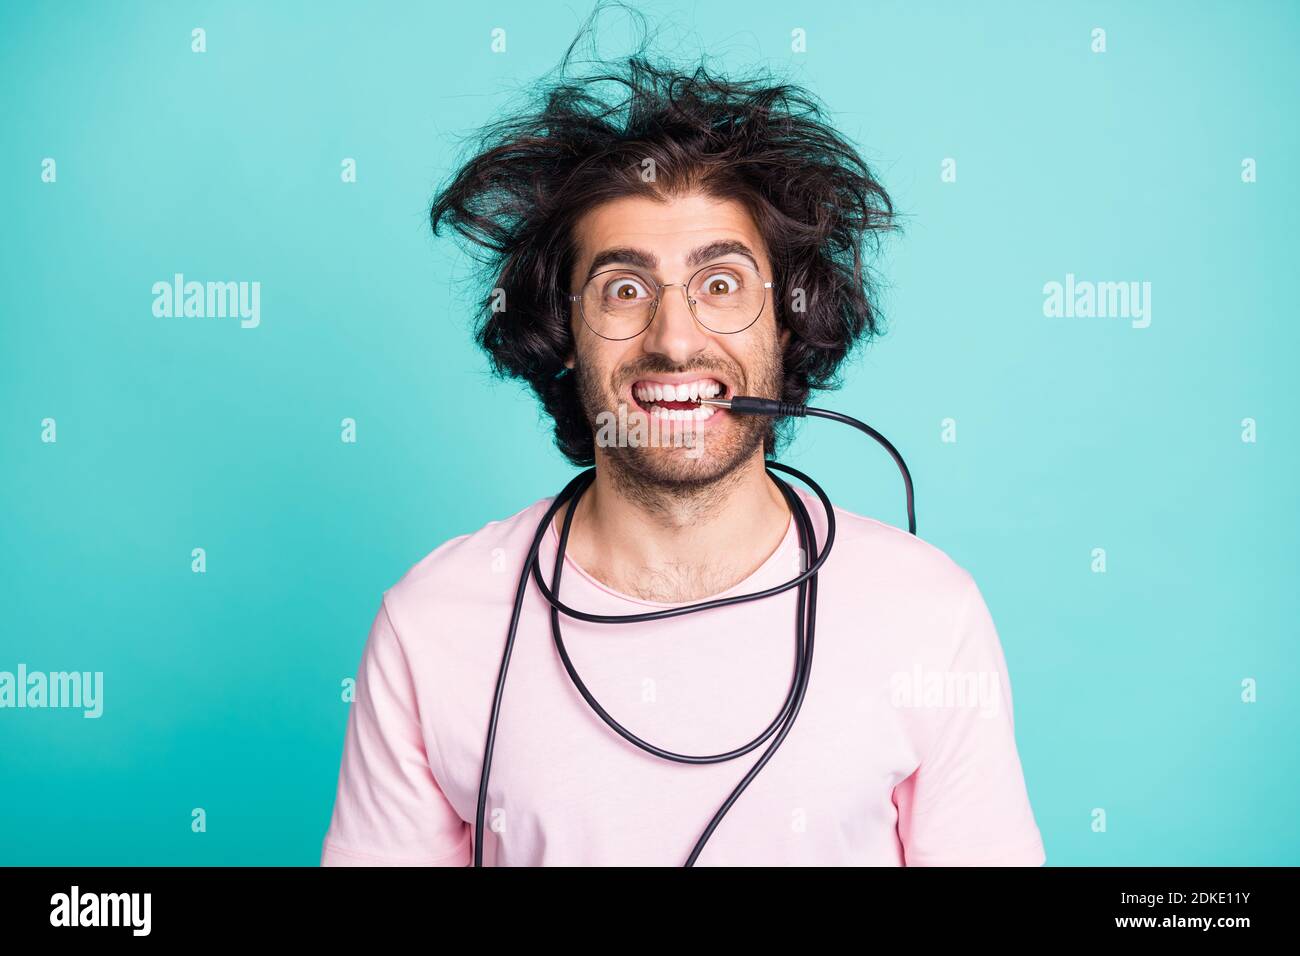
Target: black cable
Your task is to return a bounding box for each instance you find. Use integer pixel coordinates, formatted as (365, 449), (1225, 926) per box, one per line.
(473, 400), (914, 866)
(806, 407), (916, 536)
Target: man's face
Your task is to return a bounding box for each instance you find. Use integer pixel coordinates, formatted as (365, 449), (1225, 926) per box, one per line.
(565, 190), (788, 488)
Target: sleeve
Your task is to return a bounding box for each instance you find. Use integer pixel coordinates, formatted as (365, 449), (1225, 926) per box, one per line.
(320, 594), (472, 866)
(892, 571), (1046, 866)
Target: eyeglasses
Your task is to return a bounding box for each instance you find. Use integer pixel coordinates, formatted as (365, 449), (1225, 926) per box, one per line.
(569, 260), (773, 341)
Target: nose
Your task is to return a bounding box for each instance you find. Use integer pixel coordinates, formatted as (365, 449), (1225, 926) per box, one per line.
(639, 283), (710, 364)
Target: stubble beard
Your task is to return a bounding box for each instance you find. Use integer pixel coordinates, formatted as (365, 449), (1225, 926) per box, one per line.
(573, 345), (783, 521)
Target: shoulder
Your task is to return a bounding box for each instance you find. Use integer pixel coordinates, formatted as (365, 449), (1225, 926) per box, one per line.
(798, 491), (997, 667)
(382, 494), (555, 618)
(797, 487), (981, 611)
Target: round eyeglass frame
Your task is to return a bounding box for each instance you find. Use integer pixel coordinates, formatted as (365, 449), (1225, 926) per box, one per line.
(568, 262), (774, 341)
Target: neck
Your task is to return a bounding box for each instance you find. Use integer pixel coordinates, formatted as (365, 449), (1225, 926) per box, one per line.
(553, 451), (792, 603)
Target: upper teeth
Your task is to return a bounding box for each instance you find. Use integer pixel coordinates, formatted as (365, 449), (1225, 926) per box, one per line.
(633, 380), (723, 402)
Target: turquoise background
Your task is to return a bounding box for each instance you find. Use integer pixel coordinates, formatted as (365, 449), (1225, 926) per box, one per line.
(1, 0), (1296, 865)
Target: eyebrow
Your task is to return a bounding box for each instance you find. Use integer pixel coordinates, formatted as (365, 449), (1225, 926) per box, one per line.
(584, 240), (761, 280)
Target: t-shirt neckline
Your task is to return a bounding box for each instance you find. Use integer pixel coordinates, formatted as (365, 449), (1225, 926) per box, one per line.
(546, 493), (801, 610)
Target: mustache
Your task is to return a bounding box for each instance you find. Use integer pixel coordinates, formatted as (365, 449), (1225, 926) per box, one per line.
(613, 357), (741, 384)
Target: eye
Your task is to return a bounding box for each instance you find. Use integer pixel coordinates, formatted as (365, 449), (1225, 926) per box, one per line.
(699, 272), (740, 296)
(603, 275), (652, 303)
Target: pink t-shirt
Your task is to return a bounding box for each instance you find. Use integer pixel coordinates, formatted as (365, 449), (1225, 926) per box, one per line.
(321, 487), (1046, 866)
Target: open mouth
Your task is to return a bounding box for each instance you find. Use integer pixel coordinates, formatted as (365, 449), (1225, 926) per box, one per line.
(629, 377), (730, 421)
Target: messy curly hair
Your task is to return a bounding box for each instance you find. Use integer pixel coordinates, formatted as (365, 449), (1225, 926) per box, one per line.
(430, 4), (896, 466)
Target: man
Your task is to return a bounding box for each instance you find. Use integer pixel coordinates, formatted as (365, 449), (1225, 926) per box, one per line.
(320, 44), (1045, 866)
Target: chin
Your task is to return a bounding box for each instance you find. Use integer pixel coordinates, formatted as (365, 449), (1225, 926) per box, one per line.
(607, 432), (757, 488)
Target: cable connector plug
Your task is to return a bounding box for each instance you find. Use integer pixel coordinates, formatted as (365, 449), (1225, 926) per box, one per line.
(697, 396), (807, 418)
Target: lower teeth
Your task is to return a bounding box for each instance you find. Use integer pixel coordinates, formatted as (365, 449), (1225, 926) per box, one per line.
(648, 405), (716, 422)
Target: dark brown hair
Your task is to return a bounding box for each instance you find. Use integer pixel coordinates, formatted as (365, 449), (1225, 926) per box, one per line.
(430, 3), (896, 465)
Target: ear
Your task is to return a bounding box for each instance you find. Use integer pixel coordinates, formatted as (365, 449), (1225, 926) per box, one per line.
(564, 304), (578, 370)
